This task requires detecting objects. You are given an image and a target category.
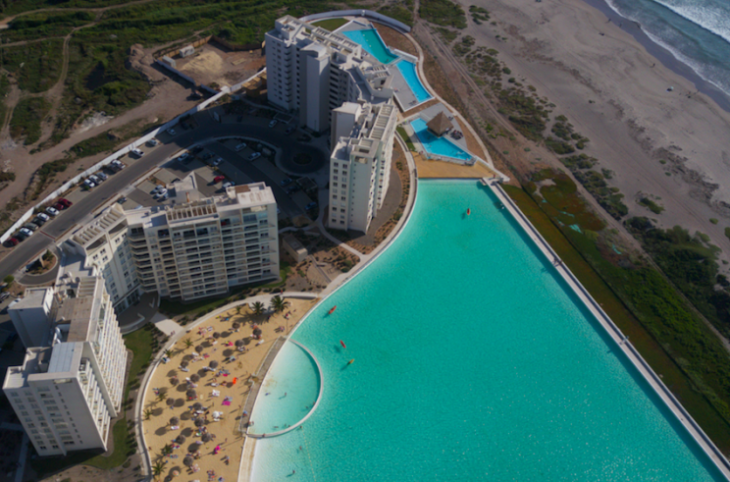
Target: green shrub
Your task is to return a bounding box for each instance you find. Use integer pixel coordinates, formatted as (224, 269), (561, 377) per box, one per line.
(420, 0), (467, 28)
(9, 97), (51, 145)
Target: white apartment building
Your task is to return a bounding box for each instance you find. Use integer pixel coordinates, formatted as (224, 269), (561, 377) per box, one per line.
(329, 101), (398, 233)
(64, 178), (280, 305)
(68, 205), (141, 312)
(8, 287), (57, 348)
(125, 181), (279, 302)
(265, 15), (394, 132)
(3, 270), (127, 456)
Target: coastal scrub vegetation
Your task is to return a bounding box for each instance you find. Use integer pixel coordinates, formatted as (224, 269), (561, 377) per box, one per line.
(468, 5), (490, 24)
(1, 39), (64, 93)
(9, 97), (51, 145)
(378, 0), (415, 27)
(3, 11), (95, 42)
(638, 197), (664, 214)
(419, 0), (466, 29)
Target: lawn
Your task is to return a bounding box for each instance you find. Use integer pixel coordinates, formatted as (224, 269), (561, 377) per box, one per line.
(311, 17), (348, 31)
(505, 184), (730, 454)
(396, 126), (415, 151)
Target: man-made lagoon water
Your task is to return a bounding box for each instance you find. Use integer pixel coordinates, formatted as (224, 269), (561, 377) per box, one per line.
(250, 180), (725, 482)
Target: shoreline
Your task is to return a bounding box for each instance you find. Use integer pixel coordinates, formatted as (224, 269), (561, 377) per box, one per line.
(581, 0), (730, 113)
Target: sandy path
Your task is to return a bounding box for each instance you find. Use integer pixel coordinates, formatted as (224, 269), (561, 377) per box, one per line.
(460, 0), (730, 263)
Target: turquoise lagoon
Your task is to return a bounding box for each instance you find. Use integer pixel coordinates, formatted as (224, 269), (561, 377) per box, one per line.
(342, 28), (399, 64)
(250, 181), (725, 481)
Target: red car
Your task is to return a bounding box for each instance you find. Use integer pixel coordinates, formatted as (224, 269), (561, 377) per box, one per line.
(3, 238), (18, 248)
(53, 202), (66, 211)
(214, 175), (226, 183)
(58, 198), (73, 208)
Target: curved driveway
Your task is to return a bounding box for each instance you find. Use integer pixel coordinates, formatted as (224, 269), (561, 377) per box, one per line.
(0, 114), (328, 281)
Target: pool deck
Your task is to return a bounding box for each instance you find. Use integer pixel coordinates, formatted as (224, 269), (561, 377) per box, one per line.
(408, 103), (470, 154)
(488, 179), (730, 480)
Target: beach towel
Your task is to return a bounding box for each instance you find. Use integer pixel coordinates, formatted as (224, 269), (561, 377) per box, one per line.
(222, 400), (231, 406)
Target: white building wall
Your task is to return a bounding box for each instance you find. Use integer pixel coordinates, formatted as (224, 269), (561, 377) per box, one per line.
(8, 289), (54, 349)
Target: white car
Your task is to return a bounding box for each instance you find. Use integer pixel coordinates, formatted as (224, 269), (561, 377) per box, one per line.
(96, 172), (108, 181)
(88, 175), (101, 184)
(177, 152), (190, 161)
(212, 157), (222, 166)
(131, 148), (144, 157)
(83, 179), (96, 189)
(146, 138), (159, 147)
(269, 120), (278, 128)
(222, 181), (235, 188)
(111, 160), (126, 170)
(247, 152), (261, 161)
(19, 228), (33, 237)
(154, 188), (168, 199)
(46, 206), (59, 217)
(152, 185), (166, 194)
(36, 212), (50, 222)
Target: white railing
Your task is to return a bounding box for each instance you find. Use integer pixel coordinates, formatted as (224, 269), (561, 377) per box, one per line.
(300, 9), (411, 33)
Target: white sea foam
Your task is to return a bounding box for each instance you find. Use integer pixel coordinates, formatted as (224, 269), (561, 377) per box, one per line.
(650, 0), (730, 45)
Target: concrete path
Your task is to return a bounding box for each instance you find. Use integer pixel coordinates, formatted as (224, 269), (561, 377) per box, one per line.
(149, 312), (182, 337)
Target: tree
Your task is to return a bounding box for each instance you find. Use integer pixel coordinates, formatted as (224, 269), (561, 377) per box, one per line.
(153, 461), (166, 481)
(157, 392), (166, 404)
(184, 339), (193, 349)
(144, 408), (152, 420)
(236, 306), (242, 316)
(271, 295), (290, 314)
(252, 301), (265, 316)
(165, 350), (173, 359)
(161, 444), (173, 457)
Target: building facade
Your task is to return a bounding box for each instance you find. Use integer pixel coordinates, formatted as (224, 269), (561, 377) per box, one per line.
(328, 101), (397, 233)
(265, 15), (394, 132)
(8, 288), (57, 348)
(3, 272), (127, 456)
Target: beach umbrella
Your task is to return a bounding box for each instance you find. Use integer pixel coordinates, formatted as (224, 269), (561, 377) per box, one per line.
(170, 416), (179, 426)
(189, 443), (200, 452)
(171, 469), (180, 477)
(192, 402), (203, 411)
(190, 374), (200, 383)
(176, 398), (184, 407)
(253, 328), (262, 337)
(186, 389), (197, 400)
(180, 360), (189, 368)
(170, 377), (179, 386)
(235, 339), (244, 347)
(196, 345), (204, 353)
(232, 322), (240, 330)
(166, 398), (175, 408)
(176, 434), (186, 444)
(195, 418), (205, 427)
(209, 360), (219, 369)
(201, 433), (212, 443)
(213, 332), (220, 339)
(183, 455), (194, 467)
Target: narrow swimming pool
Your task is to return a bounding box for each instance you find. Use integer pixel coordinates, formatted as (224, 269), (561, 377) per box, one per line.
(395, 60), (433, 104)
(342, 28), (400, 64)
(410, 117), (471, 160)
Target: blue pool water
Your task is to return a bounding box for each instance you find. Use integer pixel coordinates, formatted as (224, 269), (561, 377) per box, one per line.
(251, 181), (726, 482)
(342, 29), (400, 64)
(248, 341), (320, 435)
(395, 60), (433, 104)
(410, 117), (471, 160)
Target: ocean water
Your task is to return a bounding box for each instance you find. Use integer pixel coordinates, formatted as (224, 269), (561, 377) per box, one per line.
(604, 0), (730, 99)
(250, 181), (726, 482)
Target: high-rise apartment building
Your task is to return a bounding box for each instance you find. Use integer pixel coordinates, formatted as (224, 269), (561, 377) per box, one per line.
(265, 15), (394, 132)
(328, 101), (398, 232)
(3, 269), (127, 456)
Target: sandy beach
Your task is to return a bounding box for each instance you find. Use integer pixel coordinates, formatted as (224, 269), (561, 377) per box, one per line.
(141, 298), (316, 482)
(463, 0), (730, 261)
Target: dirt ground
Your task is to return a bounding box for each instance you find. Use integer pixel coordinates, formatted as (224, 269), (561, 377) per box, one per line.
(415, 152), (495, 179)
(176, 41), (265, 88)
(142, 299), (316, 482)
(373, 22), (418, 57)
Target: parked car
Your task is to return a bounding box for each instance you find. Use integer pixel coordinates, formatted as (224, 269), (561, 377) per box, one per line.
(23, 223), (39, 232)
(212, 157), (223, 166)
(152, 185), (166, 195)
(53, 202), (66, 211)
(306, 202), (318, 211)
(235, 142), (247, 152)
(110, 160), (125, 171)
(222, 181), (235, 189)
(146, 138), (159, 147)
(269, 120), (278, 128)
(36, 212), (50, 223)
(88, 175), (101, 185)
(46, 206), (59, 216)
(214, 175), (226, 183)
(177, 152), (190, 162)
(15, 231), (28, 242)
(117, 196), (127, 204)
(96, 172), (108, 181)
(57, 198), (72, 208)
(154, 188), (168, 199)
(19, 228), (33, 237)
(3, 238), (18, 248)
(247, 152), (261, 161)
(280, 178), (293, 187)
(131, 148), (144, 157)
(32, 216), (47, 226)
(83, 179), (96, 189)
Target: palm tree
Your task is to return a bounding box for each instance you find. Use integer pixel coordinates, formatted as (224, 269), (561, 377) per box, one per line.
(152, 461), (166, 481)
(236, 306), (242, 316)
(184, 339), (193, 349)
(252, 301), (265, 316)
(161, 444), (173, 457)
(157, 392), (167, 404)
(144, 408), (153, 420)
(165, 349), (173, 359)
(271, 295), (290, 314)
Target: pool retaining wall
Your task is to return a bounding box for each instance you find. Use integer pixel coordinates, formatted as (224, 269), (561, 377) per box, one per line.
(489, 181), (730, 479)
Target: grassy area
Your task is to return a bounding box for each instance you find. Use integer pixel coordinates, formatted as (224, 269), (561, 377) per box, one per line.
(378, 2), (414, 27)
(1, 39), (64, 93)
(29, 327), (157, 476)
(311, 17), (348, 31)
(3, 11), (95, 42)
(638, 197), (665, 214)
(9, 97), (51, 145)
(419, 0), (466, 29)
(396, 126), (415, 151)
(468, 5), (490, 24)
(159, 262), (292, 317)
(504, 181), (730, 453)
(0, 74), (9, 126)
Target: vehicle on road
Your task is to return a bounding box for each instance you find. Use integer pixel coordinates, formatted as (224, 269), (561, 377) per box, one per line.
(269, 120), (278, 128)
(83, 179), (96, 189)
(36, 212), (50, 223)
(146, 138), (159, 147)
(235, 142), (247, 152)
(280, 178), (293, 187)
(3, 238), (19, 248)
(131, 148), (144, 157)
(214, 175), (226, 183)
(46, 206), (59, 216)
(89, 175), (101, 185)
(96, 172), (108, 181)
(23, 223), (39, 232)
(111, 160), (126, 171)
(286, 125), (296, 135)
(19, 228), (33, 238)
(15, 231), (28, 242)
(57, 198), (72, 208)
(306, 202), (318, 211)
(32, 216), (47, 227)
(53, 202), (66, 211)
(212, 157), (223, 166)
(247, 152), (261, 161)
(168, 128), (177, 136)
(222, 181), (235, 189)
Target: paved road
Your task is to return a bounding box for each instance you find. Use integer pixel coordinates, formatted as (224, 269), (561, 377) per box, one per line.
(0, 115), (328, 282)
